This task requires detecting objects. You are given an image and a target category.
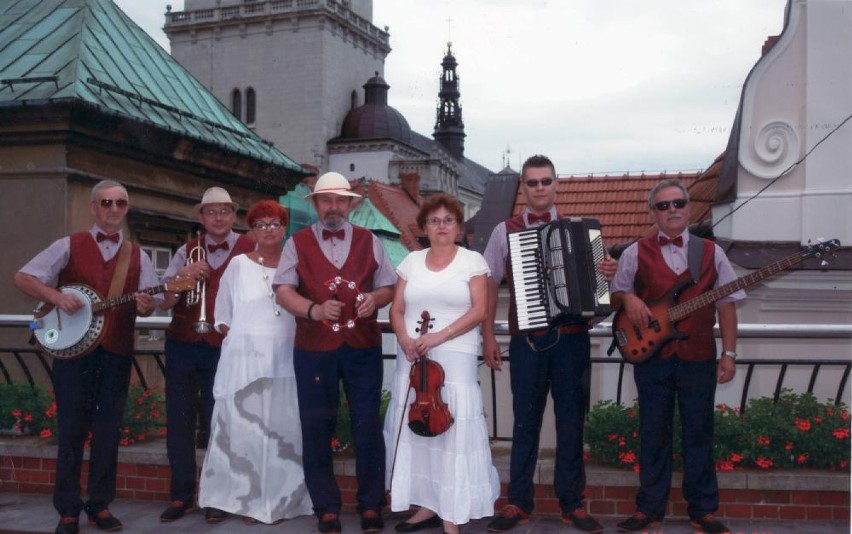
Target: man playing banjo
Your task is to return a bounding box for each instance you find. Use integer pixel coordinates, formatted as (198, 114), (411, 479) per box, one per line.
(274, 172), (396, 534)
(13, 180), (158, 534)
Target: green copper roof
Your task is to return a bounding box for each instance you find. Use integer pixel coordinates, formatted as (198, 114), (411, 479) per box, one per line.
(279, 183), (408, 267)
(0, 0), (305, 172)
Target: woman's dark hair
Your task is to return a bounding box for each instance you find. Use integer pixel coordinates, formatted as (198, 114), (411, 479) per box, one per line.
(416, 193), (464, 230)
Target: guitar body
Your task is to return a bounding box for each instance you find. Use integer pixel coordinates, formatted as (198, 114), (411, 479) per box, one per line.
(612, 280), (693, 364)
(31, 284), (108, 360)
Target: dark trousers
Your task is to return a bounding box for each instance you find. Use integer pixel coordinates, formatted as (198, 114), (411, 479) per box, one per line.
(507, 330), (590, 514)
(164, 339), (220, 502)
(51, 347), (132, 518)
(634, 356), (719, 519)
(293, 343), (385, 516)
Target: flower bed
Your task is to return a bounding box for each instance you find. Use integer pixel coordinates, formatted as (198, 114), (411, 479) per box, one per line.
(585, 390), (851, 471)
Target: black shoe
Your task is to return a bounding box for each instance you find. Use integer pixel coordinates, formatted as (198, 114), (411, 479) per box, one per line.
(55, 518), (79, 534)
(361, 509), (384, 532)
(204, 507), (229, 524)
(395, 514), (442, 532)
(487, 505), (529, 532)
(561, 508), (603, 533)
(689, 513), (730, 533)
(617, 511), (661, 532)
(160, 500), (194, 522)
(86, 510), (122, 532)
(318, 512), (342, 533)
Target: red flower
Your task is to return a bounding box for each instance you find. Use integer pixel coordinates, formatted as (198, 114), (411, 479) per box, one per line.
(143, 389), (152, 398)
(45, 402), (57, 418)
(757, 435), (771, 446)
(826, 407), (835, 417)
(39, 428), (52, 439)
(633, 464), (640, 473)
(618, 451), (637, 465)
(730, 453), (744, 463)
(794, 418), (811, 431)
(23, 413), (33, 422)
(618, 437), (626, 447)
(756, 456), (774, 469)
(627, 411), (635, 419)
(607, 433), (619, 442)
(330, 437), (341, 450)
(119, 438), (129, 446)
(797, 453), (808, 464)
(841, 411), (849, 421)
(11, 409), (21, 417)
(716, 460), (734, 472)
(813, 416), (822, 424)
(784, 441), (793, 451)
(632, 430), (638, 438)
(832, 428), (850, 440)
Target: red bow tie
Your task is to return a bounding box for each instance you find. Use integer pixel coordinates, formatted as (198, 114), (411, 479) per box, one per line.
(658, 235), (684, 247)
(96, 232), (119, 243)
(322, 229), (345, 241)
(527, 212), (552, 225)
(207, 241), (229, 253)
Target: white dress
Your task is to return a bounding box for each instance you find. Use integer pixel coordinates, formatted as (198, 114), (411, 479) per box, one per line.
(383, 248), (499, 524)
(198, 254), (313, 523)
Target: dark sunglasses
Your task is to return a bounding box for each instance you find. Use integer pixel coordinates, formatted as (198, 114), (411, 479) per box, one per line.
(525, 178), (554, 188)
(653, 199), (687, 211)
(98, 198), (128, 209)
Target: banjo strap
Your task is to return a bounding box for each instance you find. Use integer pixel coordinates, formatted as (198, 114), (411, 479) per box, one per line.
(107, 240), (133, 300)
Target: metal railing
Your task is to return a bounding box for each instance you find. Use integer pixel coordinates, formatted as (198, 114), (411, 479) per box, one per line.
(2, 316), (850, 441)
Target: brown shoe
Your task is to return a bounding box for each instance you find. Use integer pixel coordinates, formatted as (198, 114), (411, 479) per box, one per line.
(617, 511), (661, 532)
(689, 513), (730, 533)
(86, 510), (122, 532)
(562, 508), (603, 533)
(487, 505), (529, 532)
(160, 500), (194, 522)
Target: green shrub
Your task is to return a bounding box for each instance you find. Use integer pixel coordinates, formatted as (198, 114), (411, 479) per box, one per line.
(0, 383), (51, 436)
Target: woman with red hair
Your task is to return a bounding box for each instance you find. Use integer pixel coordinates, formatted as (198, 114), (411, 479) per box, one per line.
(198, 200), (312, 524)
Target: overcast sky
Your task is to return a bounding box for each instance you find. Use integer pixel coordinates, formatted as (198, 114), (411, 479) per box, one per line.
(115, 0), (789, 176)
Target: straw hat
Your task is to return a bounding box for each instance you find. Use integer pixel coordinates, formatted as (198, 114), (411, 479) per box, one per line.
(195, 187), (238, 213)
(304, 172), (362, 199)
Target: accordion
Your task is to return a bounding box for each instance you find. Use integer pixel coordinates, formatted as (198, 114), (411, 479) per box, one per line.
(507, 217), (611, 332)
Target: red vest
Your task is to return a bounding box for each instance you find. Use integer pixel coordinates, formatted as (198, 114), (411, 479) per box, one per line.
(503, 214), (590, 336)
(166, 234), (254, 347)
(635, 235), (718, 361)
(292, 226), (380, 351)
(59, 232), (142, 357)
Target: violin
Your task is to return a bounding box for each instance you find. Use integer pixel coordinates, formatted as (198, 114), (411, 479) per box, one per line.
(407, 310), (454, 437)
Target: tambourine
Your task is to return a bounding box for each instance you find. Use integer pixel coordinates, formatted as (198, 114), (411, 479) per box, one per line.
(323, 276), (366, 332)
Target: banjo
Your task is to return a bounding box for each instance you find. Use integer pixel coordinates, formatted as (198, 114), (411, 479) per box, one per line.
(30, 276), (194, 360)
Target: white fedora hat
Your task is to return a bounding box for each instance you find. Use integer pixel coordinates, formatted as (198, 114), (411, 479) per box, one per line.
(304, 172), (362, 199)
(195, 187), (238, 213)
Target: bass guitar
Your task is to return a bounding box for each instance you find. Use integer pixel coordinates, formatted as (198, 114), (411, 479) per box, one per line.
(612, 239), (840, 363)
(30, 276), (195, 360)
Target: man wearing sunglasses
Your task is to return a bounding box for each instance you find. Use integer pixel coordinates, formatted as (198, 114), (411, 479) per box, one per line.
(482, 155), (614, 533)
(13, 180), (159, 534)
(610, 178), (744, 533)
(158, 186), (255, 525)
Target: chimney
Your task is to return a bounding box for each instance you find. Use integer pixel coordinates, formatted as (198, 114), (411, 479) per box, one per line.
(400, 172), (421, 204)
(762, 35), (780, 56)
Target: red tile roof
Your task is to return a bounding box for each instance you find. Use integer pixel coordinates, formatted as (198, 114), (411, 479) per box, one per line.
(511, 167), (720, 248)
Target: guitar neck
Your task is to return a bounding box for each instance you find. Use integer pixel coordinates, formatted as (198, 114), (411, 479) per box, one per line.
(669, 251), (807, 321)
(92, 284), (168, 313)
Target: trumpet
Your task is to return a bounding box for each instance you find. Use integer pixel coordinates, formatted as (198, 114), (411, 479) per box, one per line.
(186, 232), (213, 334)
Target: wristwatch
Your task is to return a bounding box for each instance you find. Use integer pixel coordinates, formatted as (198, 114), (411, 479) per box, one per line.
(722, 350), (738, 360)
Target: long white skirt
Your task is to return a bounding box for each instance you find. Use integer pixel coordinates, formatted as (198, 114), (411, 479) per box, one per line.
(198, 376), (313, 523)
(384, 348), (499, 525)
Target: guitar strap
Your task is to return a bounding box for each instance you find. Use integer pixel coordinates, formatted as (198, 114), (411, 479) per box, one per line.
(687, 235), (704, 284)
(107, 240), (133, 299)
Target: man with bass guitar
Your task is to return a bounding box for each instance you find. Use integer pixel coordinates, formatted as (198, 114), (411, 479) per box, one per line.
(610, 178), (745, 534)
(13, 180), (159, 534)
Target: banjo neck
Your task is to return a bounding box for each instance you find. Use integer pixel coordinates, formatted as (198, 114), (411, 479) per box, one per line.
(92, 283), (170, 314)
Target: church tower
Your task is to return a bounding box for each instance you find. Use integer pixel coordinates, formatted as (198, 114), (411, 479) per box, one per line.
(433, 42), (466, 159)
(164, 0), (391, 171)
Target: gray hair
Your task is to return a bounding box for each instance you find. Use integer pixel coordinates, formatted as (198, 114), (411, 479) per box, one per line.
(648, 178), (689, 209)
(91, 180), (128, 202)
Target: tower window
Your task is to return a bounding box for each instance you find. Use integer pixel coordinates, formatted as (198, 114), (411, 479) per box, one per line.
(246, 87), (256, 124)
(231, 88), (242, 120)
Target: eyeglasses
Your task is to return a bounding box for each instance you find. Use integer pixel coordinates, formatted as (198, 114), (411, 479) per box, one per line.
(653, 199), (688, 211)
(253, 221), (283, 231)
(426, 216), (457, 227)
(97, 198), (128, 209)
(202, 208), (234, 217)
(524, 178), (554, 188)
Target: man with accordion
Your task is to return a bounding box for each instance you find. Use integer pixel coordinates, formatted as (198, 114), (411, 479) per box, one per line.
(482, 155), (615, 534)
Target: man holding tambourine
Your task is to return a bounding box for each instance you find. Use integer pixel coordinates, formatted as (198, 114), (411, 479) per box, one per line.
(274, 172), (396, 534)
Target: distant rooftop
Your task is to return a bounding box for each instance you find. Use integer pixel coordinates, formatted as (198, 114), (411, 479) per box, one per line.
(0, 0), (306, 174)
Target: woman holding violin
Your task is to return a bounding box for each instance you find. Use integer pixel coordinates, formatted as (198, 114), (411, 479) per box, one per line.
(384, 193), (499, 534)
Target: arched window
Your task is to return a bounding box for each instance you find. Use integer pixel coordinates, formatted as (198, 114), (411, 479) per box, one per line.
(246, 87), (256, 124)
(231, 88), (242, 120)
(350, 89), (358, 110)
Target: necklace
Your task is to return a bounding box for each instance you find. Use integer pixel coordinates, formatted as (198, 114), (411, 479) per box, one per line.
(257, 256), (281, 317)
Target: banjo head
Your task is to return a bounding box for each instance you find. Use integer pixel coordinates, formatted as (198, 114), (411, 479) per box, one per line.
(32, 285), (105, 359)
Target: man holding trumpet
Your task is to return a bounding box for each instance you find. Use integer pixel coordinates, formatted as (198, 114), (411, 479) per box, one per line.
(158, 187), (254, 524)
